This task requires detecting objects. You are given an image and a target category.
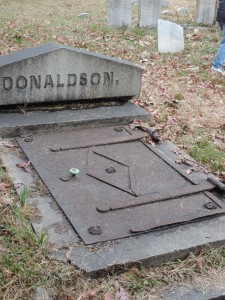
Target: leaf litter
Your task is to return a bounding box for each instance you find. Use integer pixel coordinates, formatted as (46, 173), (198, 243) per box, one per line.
(0, 0), (225, 299)
(15, 161), (32, 173)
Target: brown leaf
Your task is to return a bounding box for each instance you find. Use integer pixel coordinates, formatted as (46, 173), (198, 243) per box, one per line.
(48, 242), (58, 252)
(104, 293), (114, 300)
(65, 245), (74, 262)
(115, 283), (132, 300)
(0, 182), (11, 192)
(0, 139), (18, 148)
(171, 147), (181, 155)
(186, 169), (193, 174)
(128, 267), (139, 276)
(221, 172), (225, 182)
(85, 291), (96, 299)
(195, 259), (203, 270)
(16, 161), (31, 173)
(0, 196), (13, 208)
(3, 269), (12, 279)
(144, 136), (155, 146)
(77, 290), (97, 300)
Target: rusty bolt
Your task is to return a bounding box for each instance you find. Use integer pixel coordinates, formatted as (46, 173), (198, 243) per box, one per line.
(114, 127), (123, 132)
(204, 202), (218, 210)
(88, 225), (102, 235)
(105, 167), (116, 174)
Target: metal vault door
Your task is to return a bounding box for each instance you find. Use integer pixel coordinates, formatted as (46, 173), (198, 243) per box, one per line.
(17, 126), (225, 245)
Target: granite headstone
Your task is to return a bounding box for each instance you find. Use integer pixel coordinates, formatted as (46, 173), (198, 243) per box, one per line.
(161, 0), (169, 7)
(158, 19), (184, 53)
(108, 0), (132, 28)
(0, 43), (142, 106)
(195, 0), (217, 25)
(138, 0), (161, 28)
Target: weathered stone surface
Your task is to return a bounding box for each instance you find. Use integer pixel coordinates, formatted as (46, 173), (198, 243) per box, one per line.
(195, 0), (218, 25)
(0, 42), (141, 106)
(138, 0), (161, 28)
(32, 288), (53, 300)
(162, 10), (174, 16)
(2, 138), (225, 275)
(163, 283), (225, 300)
(132, 0), (138, 6)
(161, 0), (169, 7)
(158, 19), (184, 53)
(108, 0), (132, 28)
(176, 7), (189, 16)
(0, 101), (149, 138)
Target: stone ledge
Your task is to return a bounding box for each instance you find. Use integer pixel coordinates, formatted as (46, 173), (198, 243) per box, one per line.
(0, 101), (149, 137)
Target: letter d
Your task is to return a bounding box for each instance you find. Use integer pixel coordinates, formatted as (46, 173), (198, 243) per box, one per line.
(2, 77), (13, 90)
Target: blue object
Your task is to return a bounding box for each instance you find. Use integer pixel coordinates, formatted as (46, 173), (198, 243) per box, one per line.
(69, 168), (80, 176)
(212, 23), (225, 70)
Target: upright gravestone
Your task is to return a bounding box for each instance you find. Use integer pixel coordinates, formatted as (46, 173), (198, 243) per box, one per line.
(195, 0), (217, 25)
(158, 19), (184, 53)
(138, 0), (161, 28)
(161, 0), (169, 7)
(108, 0), (132, 28)
(0, 43), (141, 106)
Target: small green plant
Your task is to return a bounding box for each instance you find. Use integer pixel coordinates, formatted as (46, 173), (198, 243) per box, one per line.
(12, 33), (24, 43)
(127, 274), (144, 291)
(188, 139), (225, 172)
(19, 186), (29, 206)
(37, 231), (47, 247)
(145, 277), (162, 288)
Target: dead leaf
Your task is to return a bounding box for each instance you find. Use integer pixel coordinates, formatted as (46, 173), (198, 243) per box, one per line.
(0, 182), (11, 192)
(3, 269), (12, 279)
(77, 290), (97, 300)
(186, 169), (193, 174)
(104, 293), (114, 300)
(176, 157), (194, 166)
(0, 139), (18, 148)
(144, 136), (155, 146)
(115, 283), (132, 300)
(85, 291), (96, 299)
(0, 197), (13, 208)
(48, 242), (58, 252)
(128, 267), (139, 276)
(171, 147), (181, 155)
(16, 161), (31, 173)
(65, 245), (74, 262)
(195, 259), (203, 270)
(221, 172), (225, 181)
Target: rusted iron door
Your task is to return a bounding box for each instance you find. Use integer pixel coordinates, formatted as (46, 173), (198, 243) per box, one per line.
(17, 126), (225, 245)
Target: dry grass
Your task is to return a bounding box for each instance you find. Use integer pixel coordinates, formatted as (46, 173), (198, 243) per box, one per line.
(0, 0), (225, 299)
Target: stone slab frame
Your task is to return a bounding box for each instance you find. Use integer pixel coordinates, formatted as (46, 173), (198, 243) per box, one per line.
(108, 0), (132, 28)
(195, 0), (218, 25)
(0, 43), (142, 106)
(138, 0), (161, 28)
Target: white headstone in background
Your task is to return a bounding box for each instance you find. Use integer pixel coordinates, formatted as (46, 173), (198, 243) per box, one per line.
(138, 0), (161, 28)
(161, 0), (169, 7)
(195, 0), (217, 25)
(162, 10), (174, 16)
(108, 0), (132, 28)
(158, 19), (184, 53)
(176, 7), (189, 16)
(132, 0), (138, 6)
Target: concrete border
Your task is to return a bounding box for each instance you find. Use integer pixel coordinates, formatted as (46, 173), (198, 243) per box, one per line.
(1, 136), (225, 275)
(0, 101), (149, 138)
